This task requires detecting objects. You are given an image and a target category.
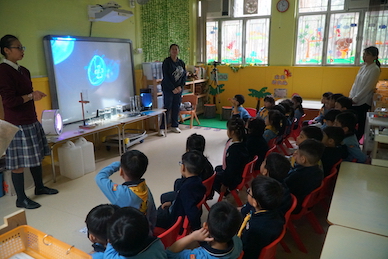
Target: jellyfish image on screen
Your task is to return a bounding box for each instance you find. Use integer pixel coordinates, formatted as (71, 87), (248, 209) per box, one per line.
(51, 39), (75, 65)
(87, 55), (107, 87)
(105, 59), (120, 83)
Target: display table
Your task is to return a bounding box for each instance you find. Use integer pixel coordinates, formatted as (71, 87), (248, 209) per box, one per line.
(327, 162), (388, 237)
(320, 226), (388, 259)
(47, 109), (166, 182)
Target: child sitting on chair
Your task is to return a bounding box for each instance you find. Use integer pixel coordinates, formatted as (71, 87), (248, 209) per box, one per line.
(335, 96), (353, 111)
(95, 150), (157, 231)
(263, 110), (287, 144)
(245, 117), (268, 169)
(296, 126), (324, 146)
(334, 112), (367, 163)
(229, 94), (251, 122)
(284, 139), (325, 213)
(85, 204), (119, 259)
(322, 109), (342, 129)
(321, 126), (348, 177)
(238, 176), (285, 259)
(308, 92), (333, 125)
(257, 95), (275, 121)
(105, 207), (167, 258)
(156, 151), (206, 231)
(166, 201), (243, 259)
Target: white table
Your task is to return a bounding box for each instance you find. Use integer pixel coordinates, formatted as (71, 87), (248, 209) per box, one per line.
(320, 226), (388, 259)
(47, 109), (166, 182)
(327, 162), (388, 237)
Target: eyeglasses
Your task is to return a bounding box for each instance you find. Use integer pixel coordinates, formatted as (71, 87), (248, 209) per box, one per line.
(246, 187), (254, 198)
(9, 46), (26, 51)
(178, 161), (183, 166)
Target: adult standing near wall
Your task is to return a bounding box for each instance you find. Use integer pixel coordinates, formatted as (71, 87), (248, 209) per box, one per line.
(349, 46), (381, 140)
(159, 44), (187, 137)
(0, 35), (58, 209)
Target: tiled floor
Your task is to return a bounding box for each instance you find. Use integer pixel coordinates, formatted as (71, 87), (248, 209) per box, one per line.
(0, 125), (329, 258)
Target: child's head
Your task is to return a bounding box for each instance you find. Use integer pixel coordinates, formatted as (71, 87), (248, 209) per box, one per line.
(323, 109), (341, 127)
(260, 153), (291, 182)
(120, 150), (148, 181)
(227, 118), (246, 141)
(294, 139), (325, 166)
(328, 93), (344, 109)
(85, 204), (120, 246)
(247, 117), (266, 137)
(272, 104), (287, 115)
(322, 126), (345, 147)
(263, 96), (275, 108)
(107, 207), (150, 257)
(278, 100), (294, 116)
(292, 95), (303, 109)
(248, 175), (283, 211)
(266, 110), (286, 135)
(296, 126), (323, 145)
(206, 201), (242, 243)
(322, 92), (333, 106)
(180, 151), (205, 177)
(234, 94), (245, 106)
(186, 133), (206, 153)
(335, 96), (353, 111)
(334, 111), (357, 135)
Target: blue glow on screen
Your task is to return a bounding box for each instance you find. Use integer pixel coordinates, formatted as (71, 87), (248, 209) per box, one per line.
(51, 40), (75, 65)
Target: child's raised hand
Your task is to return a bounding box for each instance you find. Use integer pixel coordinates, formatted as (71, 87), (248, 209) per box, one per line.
(161, 201), (172, 209)
(190, 228), (214, 242)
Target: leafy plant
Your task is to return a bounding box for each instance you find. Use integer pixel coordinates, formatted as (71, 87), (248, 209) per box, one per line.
(248, 87), (271, 111)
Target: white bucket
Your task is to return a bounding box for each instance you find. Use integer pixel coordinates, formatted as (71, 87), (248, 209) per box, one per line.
(58, 141), (84, 179)
(75, 137), (96, 174)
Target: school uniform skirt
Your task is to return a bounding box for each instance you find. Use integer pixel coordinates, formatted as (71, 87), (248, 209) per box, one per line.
(5, 121), (50, 170)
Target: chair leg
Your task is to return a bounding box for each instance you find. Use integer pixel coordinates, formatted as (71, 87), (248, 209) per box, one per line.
(287, 221), (308, 253)
(217, 191), (225, 202)
(230, 190), (243, 207)
(194, 113), (200, 125)
(190, 114), (193, 128)
(204, 202), (211, 211)
(280, 240), (291, 253)
(306, 212), (325, 234)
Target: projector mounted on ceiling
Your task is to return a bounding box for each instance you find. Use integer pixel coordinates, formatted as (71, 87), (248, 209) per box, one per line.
(88, 1), (133, 23)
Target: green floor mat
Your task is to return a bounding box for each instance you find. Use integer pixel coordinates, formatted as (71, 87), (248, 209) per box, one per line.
(181, 114), (227, 129)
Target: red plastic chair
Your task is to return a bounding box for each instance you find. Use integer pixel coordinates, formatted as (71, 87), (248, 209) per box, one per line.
(289, 114), (306, 141)
(286, 183), (324, 253)
(157, 216), (183, 248)
(265, 144), (280, 158)
(179, 194), (207, 239)
(245, 107), (257, 117)
(202, 172), (216, 211)
(318, 159), (342, 210)
(279, 194), (297, 253)
(217, 156), (258, 206)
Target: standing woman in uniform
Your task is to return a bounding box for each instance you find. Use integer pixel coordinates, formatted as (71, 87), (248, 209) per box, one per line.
(0, 35), (58, 209)
(159, 44), (186, 137)
(349, 46), (381, 140)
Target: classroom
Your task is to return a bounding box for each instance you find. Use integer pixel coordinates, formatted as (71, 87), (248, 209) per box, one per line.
(1, 0), (388, 258)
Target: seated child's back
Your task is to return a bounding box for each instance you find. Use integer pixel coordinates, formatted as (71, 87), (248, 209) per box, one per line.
(334, 112), (367, 163)
(239, 176), (285, 259)
(245, 117), (268, 169)
(95, 150), (156, 230)
(284, 139), (325, 213)
(157, 151), (206, 230)
(106, 207), (166, 259)
(321, 126), (348, 176)
(166, 201), (243, 259)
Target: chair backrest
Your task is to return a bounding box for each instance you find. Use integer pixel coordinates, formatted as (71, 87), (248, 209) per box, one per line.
(301, 182), (324, 210)
(258, 227), (287, 259)
(245, 107), (257, 117)
(330, 159), (342, 175)
(265, 144), (278, 158)
(236, 156), (258, 190)
(202, 172), (216, 199)
(284, 194), (297, 225)
(157, 216), (183, 248)
(181, 94), (198, 107)
(319, 159), (342, 201)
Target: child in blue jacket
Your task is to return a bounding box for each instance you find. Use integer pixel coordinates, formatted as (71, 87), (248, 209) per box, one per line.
(95, 150), (157, 231)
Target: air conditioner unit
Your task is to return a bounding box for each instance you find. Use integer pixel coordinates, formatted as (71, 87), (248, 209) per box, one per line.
(206, 0), (230, 18)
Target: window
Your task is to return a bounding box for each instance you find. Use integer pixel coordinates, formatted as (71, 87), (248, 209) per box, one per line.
(205, 0), (271, 65)
(295, 0), (387, 66)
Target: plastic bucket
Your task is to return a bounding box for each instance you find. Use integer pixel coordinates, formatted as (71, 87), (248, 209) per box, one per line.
(58, 141), (84, 179)
(75, 137), (96, 174)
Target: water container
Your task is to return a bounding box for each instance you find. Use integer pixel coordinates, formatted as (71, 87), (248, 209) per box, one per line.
(75, 137), (96, 174)
(58, 141), (84, 179)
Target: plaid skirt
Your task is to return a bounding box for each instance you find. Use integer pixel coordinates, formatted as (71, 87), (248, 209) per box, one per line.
(5, 121), (50, 170)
